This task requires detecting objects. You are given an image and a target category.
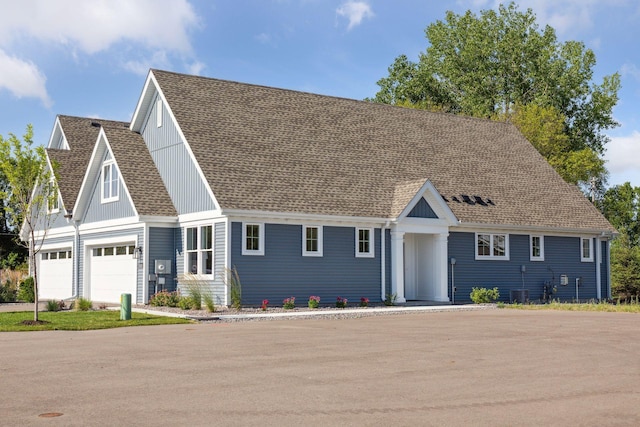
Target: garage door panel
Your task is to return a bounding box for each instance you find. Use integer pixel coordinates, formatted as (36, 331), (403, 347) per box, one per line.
(39, 250), (73, 300)
(89, 244), (137, 303)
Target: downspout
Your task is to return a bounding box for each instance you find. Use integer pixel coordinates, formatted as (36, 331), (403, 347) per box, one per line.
(73, 219), (80, 298)
(381, 221), (390, 302)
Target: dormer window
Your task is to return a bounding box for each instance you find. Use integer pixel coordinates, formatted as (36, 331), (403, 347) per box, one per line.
(101, 160), (119, 203)
(156, 98), (163, 127)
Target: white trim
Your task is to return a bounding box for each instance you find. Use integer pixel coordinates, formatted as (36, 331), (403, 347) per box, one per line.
(302, 225), (323, 257)
(581, 237), (594, 262)
(84, 234), (139, 248)
(156, 98), (163, 127)
(596, 237), (602, 299)
(224, 209), (387, 226)
(355, 227), (375, 258)
(100, 160), (119, 203)
(225, 217), (232, 306)
(178, 210), (223, 223)
(78, 217), (142, 232)
(455, 222), (615, 238)
(529, 235), (545, 261)
(183, 223), (214, 276)
(241, 222), (264, 256)
(396, 180), (458, 225)
(143, 223), (149, 303)
(475, 233), (510, 261)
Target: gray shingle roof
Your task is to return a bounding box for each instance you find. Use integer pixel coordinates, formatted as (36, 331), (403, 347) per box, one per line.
(50, 115), (176, 218)
(152, 69), (614, 232)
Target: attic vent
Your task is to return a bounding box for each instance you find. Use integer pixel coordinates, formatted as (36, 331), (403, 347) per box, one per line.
(452, 196), (461, 203)
(486, 198), (495, 205)
(440, 194), (449, 202)
(90, 121), (101, 127)
(461, 194), (475, 205)
(473, 196), (487, 206)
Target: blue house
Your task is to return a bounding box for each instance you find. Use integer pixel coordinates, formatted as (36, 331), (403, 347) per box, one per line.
(32, 69), (616, 306)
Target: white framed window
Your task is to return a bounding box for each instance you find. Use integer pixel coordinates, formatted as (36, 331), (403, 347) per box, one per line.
(156, 98), (163, 127)
(355, 227), (374, 258)
(475, 233), (509, 260)
(242, 223), (264, 256)
(530, 235), (544, 261)
(581, 237), (593, 262)
(47, 176), (59, 214)
(185, 225), (213, 274)
(302, 225), (323, 257)
(101, 160), (119, 203)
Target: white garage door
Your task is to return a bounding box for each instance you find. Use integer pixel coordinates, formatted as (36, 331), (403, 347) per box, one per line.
(39, 249), (73, 300)
(89, 244), (137, 303)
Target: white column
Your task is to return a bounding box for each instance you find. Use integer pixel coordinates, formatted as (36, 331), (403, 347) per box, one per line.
(596, 237), (602, 300)
(433, 233), (450, 302)
(390, 231), (406, 303)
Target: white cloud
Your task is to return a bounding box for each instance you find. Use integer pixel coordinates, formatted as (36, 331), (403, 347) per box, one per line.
(605, 131), (640, 178)
(621, 63), (640, 81)
(0, 49), (51, 107)
(0, 0), (200, 54)
(187, 61), (206, 76)
(123, 51), (171, 76)
(336, 1), (374, 30)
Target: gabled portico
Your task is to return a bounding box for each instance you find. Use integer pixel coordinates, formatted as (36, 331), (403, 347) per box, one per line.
(389, 180), (458, 303)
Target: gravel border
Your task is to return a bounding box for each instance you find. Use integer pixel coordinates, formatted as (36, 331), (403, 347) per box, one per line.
(134, 303), (497, 323)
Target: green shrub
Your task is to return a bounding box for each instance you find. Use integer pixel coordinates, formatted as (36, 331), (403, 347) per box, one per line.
(470, 287), (500, 304)
(384, 293), (397, 306)
(0, 281), (17, 303)
(17, 276), (35, 303)
(46, 300), (60, 312)
(178, 296), (198, 310)
(225, 267), (242, 310)
(283, 297), (295, 309)
(73, 297), (93, 311)
(203, 292), (216, 312)
(149, 291), (181, 307)
(335, 296), (348, 308)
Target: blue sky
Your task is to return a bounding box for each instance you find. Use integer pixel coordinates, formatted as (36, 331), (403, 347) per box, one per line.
(0, 0), (639, 188)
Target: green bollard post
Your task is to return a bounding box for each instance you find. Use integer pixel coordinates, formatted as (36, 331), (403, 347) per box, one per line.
(120, 293), (131, 320)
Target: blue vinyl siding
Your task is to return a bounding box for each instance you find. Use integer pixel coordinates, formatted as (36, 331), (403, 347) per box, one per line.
(231, 222), (381, 306)
(148, 227), (177, 297)
(83, 151), (136, 223)
(79, 227), (144, 302)
(600, 240), (609, 298)
(448, 232), (599, 303)
(141, 93), (216, 214)
(408, 198), (438, 218)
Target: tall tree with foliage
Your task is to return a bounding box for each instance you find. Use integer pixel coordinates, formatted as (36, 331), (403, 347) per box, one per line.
(602, 182), (640, 247)
(372, 2), (620, 191)
(0, 125), (58, 321)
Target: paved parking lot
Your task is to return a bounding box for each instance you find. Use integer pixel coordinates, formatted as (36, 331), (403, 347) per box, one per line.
(1, 309), (639, 426)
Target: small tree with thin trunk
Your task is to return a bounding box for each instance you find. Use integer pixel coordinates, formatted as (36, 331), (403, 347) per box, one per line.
(0, 125), (58, 322)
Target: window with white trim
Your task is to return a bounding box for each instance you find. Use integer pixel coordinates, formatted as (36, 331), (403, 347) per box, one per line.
(355, 227), (374, 258)
(302, 225), (323, 257)
(47, 176), (59, 214)
(475, 233), (509, 260)
(101, 160), (119, 203)
(581, 237), (593, 262)
(242, 223), (264, 255)
(530, 235), (544, 261)
(186, 225), (213, 274)
(156, 98), (163, 127)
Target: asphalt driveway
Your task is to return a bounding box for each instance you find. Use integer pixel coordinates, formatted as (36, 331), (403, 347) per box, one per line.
(1, 309), (639, 426)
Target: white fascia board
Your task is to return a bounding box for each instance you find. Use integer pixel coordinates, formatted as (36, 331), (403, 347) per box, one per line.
(137, 215), (178, 226)
(178, 210), (224, 223)
(130, 71), (156, 132)
(137, 70), (220, 211)
(222, 209), (388, 227)
(78, 217), (142, 233)
(452, 222), (615, 239)
(83, 234), (139, 247)
(396, 179), (459, 226)
(45, 116), (69, 150)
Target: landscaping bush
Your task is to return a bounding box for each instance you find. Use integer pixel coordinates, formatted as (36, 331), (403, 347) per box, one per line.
(203, 292), (215, 312)
(283, 297), (295, 309)
(470, 287), (500, 304)
(73, 297), (93, 311)
(149, 291), (180, 307)
(178, 296), (199, 310)
(308, 295), (320, 309)
(384, 293), (397, 306)
(46, 300), (60, 312)
(0, 281), (17, 303)
(17, 276), (34, 303)
(335, 296), (348, 308)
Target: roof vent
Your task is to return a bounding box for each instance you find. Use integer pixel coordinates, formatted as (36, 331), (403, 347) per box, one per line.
(461, 194), (475, 205)
(473, 195), (487, 206)
(90, 121), (101, 127)
(486, 198), (495, 205)
(441, 194), (449, 202)
(452, 196), (461, 203)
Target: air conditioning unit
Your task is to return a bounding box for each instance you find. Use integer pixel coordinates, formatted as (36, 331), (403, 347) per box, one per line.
(155, 259), (171, 275)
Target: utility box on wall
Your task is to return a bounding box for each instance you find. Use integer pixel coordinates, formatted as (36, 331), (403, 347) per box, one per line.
(154, 260), (172, 275)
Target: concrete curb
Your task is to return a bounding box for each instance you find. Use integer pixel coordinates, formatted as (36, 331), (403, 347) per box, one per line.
(121, 304), (497, 321)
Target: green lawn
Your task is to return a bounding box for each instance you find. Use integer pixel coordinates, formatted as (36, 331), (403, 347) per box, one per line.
(499, 301), (640, 313)
(0, 310), (192, 332)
